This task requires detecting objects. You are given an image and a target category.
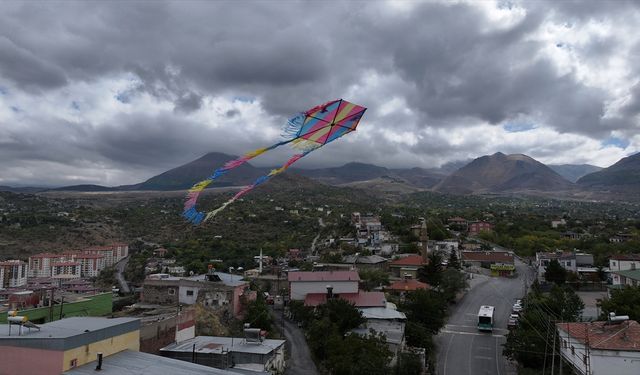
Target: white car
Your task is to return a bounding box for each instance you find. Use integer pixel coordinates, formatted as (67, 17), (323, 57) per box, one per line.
(512, 304), (523, 313)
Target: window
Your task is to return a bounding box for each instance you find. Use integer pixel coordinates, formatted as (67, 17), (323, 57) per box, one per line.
(571, 346), (575, 355)
(69, 359), (78, 368)
(186, 290), (194, 296)
(583, 355), (587, 364)
(612, 261), (617, 267)
(632, 263), (637, 270)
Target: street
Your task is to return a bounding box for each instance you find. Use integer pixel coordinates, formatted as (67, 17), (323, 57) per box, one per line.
(435, 260), (535, 375)
(270, 307), (319, 375)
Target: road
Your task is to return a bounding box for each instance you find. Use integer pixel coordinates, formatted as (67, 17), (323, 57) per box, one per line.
(270, 307), (319, 375)
(435, 260), (535, 375)
(114, 255), (131, 293)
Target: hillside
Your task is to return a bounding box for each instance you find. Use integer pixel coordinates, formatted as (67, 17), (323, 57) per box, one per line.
(133, 152), (267, 191)
(577, 152), (640, 191)
(549, 164), (603, 183)
(434, 152), (574, 195)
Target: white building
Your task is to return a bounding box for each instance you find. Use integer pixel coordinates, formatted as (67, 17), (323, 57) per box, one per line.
(609, 254), (640, 272)
(82, 243), (128, 267)
(288, 271), (359, 301)
(0, 260), (28, 288)
(51, 261), (82, 279)
(74, 254), (106, 278)
(557, 319), (640, 375)
(28, 253), (68, 278)
(536, 251), (594, 279)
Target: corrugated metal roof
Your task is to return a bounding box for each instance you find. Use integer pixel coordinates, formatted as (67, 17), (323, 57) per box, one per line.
(359, 307), (407, 320)
(288, 271), (360, 282)
(160, 336), (285, 355)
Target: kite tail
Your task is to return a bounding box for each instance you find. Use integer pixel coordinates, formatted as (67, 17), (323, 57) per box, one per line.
(182, 140), (290, 225)
(201, 151), (313, 221)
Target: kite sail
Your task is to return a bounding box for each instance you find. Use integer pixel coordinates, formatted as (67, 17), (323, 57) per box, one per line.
(183, 98), (367, 224)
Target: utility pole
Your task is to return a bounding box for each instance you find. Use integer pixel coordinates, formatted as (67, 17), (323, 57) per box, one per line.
(551, 321), (557, 375)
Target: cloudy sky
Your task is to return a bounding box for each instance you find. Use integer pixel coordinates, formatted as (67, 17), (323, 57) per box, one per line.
(1, 0), (639, 187)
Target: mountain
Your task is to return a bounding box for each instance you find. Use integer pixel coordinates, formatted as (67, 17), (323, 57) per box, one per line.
(133, 152), (266, 191)
(391, 168), (446, 188)
(549, 164), (603, 183)
(0, 186), (47, 193)
(577, 152), (640, 191)
(48, 184), (118, 192)
(434, 152), (574, 195)
(294, 163), (393, 184)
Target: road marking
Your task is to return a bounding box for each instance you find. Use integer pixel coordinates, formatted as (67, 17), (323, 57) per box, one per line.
(468, 333), (476, 375)
(441, 329), (505, 338)
(443, 332), (454, 375)
(477, 346), (492, 351)
(495, 335), (501, 375)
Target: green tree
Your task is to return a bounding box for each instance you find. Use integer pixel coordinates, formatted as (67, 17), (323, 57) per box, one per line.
(544, 259), (567, 285)
(394, 352), (423, 375)
(358, 269), (390, 291)
(400, 289), (447, 334)
(418, 252), (443, 287)
(326, 332), (392, 375)
(243, 298), (273, 332)
(316, 298), (366, 334)
(447, 250), (461, 269)
(598, 286), (640, 321)
(547, 285), (584, 321)
(439, 268), (468, 302)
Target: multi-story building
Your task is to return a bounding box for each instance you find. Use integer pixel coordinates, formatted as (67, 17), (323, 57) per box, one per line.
(468, 221), (493, 236)
(82, 243), (128, 267)
(536, 251), (596, 280)
(28, 253), (68, 278)
(0, 260), (28, 288)
(51, 261), (82, 279)
(73, 254), (106, 278)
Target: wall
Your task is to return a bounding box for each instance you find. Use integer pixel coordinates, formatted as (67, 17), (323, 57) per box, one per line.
(62, 330), (140, 371)
(290, 281), (358, 300)
(0, 292), (112, 324)
(590, 348), (640, 375)
(0, 345), (63, 375)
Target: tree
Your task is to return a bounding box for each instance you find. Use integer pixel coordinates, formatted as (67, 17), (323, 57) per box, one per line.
(359, 269), (390, 291)
(547, 285), (584, 321)
(326, 332), (392, 375)
(418, 252), (443, 287)
(400, 289), (447, 334)
(439, 268), (468, 302)
(394, 352), (423, 375)
(243, 298), (273, 332)
(447, 250), (461, 269)
(544, 259), (567, 285)
(316, 298), (366, 334)
(598, 286), (640, 322)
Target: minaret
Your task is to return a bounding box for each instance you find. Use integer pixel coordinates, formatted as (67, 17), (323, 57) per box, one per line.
(420, 218), (429, 262)
(259, 248), (263, 274)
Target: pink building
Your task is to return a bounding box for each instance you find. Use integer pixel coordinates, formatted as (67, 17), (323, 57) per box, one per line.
(83, 243), (128, 267)
(468, 221), (493, 236)
(51, 261), (81, 279)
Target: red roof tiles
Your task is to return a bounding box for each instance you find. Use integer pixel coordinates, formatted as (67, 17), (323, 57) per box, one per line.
(557, 320), (640, 351)
(387, 279), (429, 292)
(390, 255), (426, 267)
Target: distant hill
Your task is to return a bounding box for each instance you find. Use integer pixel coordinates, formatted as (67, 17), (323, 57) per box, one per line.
(48, 184), (118, 192)
(0, 186), (47, 193)
(577, 152), (640, 191)
(549, 164), (603, 183)
(133, 152), (267, 191)
(434, 152), (574, 194)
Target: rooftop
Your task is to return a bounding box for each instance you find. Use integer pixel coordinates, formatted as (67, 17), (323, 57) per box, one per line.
(160, 335), (285, 355)
(611, 269), (640, 281)
(342, 254), (388, 264)
(387, 278), (429, 292)
(0, 317), (139, 340)
(557, 320), (640, 351)
(288, 270), (360, 282)
(64, 349), (248, 375)
(304, 291), (386, 307)
(389, 255), (425, 267)
(610, 254), (640, 261)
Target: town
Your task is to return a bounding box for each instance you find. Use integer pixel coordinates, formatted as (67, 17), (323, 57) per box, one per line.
(2, 190), (640, 374)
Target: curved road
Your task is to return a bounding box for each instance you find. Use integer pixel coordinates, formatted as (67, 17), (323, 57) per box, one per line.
(435, 260), (535, 375)
(270, 308), (319, 375)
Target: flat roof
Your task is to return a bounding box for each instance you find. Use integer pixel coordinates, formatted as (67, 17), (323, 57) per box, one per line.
(288, 271), (360, 282)
(0, 317), (139, 351)
(64, 349), (247, 375)
(161, 336), (285, 355)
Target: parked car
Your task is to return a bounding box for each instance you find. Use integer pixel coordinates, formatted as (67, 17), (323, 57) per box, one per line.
(512, 303), (523, 313)
(508, 315), (519, 328)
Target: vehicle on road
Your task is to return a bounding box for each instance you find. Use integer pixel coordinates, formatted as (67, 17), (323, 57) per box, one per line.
(512, 302), (522, 313)
(508, 313), (519, 328)
(477, 305), (495, 332)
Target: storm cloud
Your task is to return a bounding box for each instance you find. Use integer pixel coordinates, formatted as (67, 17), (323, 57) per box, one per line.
(0, 0), (639, 186)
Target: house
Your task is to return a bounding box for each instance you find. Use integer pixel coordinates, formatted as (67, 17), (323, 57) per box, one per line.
(609, 233), (634, 243)
(142, 272), (249, 318)
(447, 217), (468, 228)
(468, 221), (493, 236)
(610, 269), (640, 287)
(303, 291), (386, 308)
(462, 251), (515, 276)
(160, 333), (285, 374)
(153, 248), (169, 257)
(0, 260), (28, 288)
(536, 251), (595, 280)
(342, 254), (389, 271)
(386, 278), (429, 294)
(0, 317), (140, 375)
(288, 271), (359, 301)
(609, 254), (640, 274)
(351, 306), (407, 359)
(551, 218), (566, 228)
(389, 254), (427, 279)
(65, 350), (249, 375)
(556, 318), (640, 375)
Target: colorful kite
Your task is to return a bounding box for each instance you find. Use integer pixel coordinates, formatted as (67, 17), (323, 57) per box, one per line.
(183, 99), (367, 224)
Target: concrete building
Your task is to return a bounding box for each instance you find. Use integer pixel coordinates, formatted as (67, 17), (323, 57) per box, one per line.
(610, 269), (640, 287)
(82, 243), (128, 267)
(288, 271), (359, 301)
(536, 251), (596, 280)
(556, 319), (640, 375)
(389, 255), (426, 279)
(65, 350), (250, 375)
(73, 254), (105, 278)
(468, 221), (493, 236)
(303, 291), (386, 308)
(142, 272), (249, 318)
(51, 261), (82, 280)
(160, 335), (285, 374)
(28, 253), (69, 278)
(387, 278), (429, 294)
(0, 317), (140, 375)
(352, 306), (407, 359)
(0, 260), (28, 288)
(609, 254), (640, 273)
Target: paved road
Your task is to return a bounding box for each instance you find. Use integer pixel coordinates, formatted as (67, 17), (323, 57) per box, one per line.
(435, 260), (535, 375)
(114, 255), (131, 293)
(270, 308), (319, 375)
